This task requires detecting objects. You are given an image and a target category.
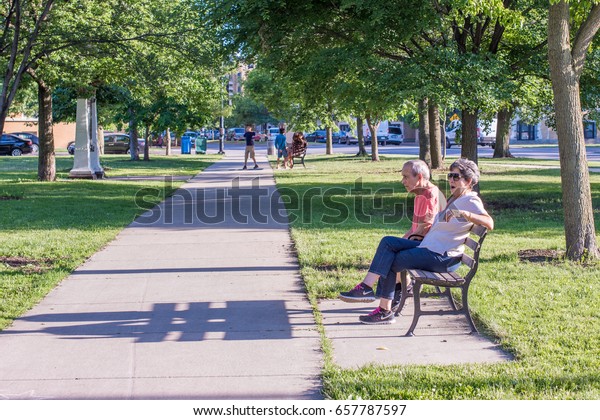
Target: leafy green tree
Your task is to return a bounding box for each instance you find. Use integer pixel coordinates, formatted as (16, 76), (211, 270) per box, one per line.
(0, 0), (55, 136)
(22, 0), (222, 174)
(548, 0), (600, 260)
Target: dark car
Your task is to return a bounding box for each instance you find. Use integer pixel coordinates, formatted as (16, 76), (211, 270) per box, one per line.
(305, 130), (325, 142)
(0, 133), (33, 156)
(10, 132), (39, 153)
(334, 131), (349, 144)
(67, 133), (142, 155)
(306, 130), (342, 143)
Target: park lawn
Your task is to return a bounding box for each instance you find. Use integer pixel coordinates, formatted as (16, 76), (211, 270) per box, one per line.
(272, 154), (600, 399)
(0, 154), (220, 330)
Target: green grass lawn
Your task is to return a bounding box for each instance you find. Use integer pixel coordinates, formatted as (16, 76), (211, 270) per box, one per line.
(272, 154), (600, 399)
(0, 154), (220, 330)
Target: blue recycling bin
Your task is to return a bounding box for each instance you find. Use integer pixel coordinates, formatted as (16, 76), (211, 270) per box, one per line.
(181, 135), (191, 154)
(195, 136), (207, 154)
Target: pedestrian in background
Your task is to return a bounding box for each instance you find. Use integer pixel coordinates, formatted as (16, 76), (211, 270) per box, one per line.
(242, 125), (259, 170)
(275, 127), (288, 169)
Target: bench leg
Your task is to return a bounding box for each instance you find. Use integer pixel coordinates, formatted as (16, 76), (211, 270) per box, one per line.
(444, 287), (458, 311)
(404, 281), (423, 336)
(394, 271), (411, 316)
(461, 286), (478, 334)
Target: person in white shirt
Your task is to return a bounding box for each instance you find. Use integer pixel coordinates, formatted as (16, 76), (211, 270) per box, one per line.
(347, 158), (494, 325)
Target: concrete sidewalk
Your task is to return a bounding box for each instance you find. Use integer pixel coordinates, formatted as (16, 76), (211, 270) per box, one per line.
(0, 151), (322, 400)
(0, 149), (510, 400)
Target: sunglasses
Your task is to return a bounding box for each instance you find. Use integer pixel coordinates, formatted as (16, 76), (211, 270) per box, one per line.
(447, 173), (463, 180)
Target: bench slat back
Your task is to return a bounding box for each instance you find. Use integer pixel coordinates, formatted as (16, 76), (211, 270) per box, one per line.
(461, 253), (475, 268)
(464, 237), (478, 252)
(292, 143), (307, 156)
(459, 225), (487, 282)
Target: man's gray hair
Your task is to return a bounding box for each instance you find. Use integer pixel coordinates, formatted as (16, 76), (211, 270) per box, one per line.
(450, 158), (480, 185)
(404, 159), (431, 181)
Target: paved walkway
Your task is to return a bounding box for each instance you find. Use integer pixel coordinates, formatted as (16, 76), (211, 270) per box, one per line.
(0, 151), (321, 399)
(0, 149), (510, 400)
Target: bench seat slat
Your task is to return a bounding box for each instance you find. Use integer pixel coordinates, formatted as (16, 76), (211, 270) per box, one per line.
(407, 268), (465, 287)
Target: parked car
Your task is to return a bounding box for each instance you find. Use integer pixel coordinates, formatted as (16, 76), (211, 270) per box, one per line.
(305, 130), (325, 142)
(202, 129), (221, 139)
(182, 131), (199, 146)
(104, 134), (143, 154)
(348, 136), (372, 145)
(444, 137), (459, 149)
(10, 132), (39, 153)
(67, 133), (142, 155)
(306, 130), (342, 143)
(228, 127), (261, 141)
(268, 127), (281, 141)
(386, 125), (403, 145)
(0, 133), (33, 156)
(334, 131), (348, 144)
(227, 127), (246, 141)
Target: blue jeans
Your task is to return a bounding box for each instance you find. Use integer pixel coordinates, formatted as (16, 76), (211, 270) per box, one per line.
(369, 236), (459, 300)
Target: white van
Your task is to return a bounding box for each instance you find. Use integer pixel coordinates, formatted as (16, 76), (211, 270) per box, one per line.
(478, 120), (497, 147)
(445, 119), (497, 147)
(387, 124), (404, 144)
(359, 120), (404, 145)
(268, 127), (281, 141)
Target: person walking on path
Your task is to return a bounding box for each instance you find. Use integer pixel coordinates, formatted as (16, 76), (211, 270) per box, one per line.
(242, 125), (259, 170)
(275, 127), (288, 169)
(339, 159), (446, 310)
(342, 158), (494, 325)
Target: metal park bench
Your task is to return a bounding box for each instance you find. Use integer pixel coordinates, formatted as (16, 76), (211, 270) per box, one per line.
(395, 225), (488, 336)
(289, 143), (307, 168)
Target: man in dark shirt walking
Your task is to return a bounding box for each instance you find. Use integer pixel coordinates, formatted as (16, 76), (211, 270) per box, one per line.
(243, 125), (259, 170)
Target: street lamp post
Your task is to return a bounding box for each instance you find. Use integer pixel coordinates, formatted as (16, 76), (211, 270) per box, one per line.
(218, 113), (225, 154)
(218, 72), (227, 155)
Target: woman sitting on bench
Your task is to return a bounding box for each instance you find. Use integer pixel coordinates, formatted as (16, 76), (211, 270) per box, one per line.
(340, 158), (494, 325)
(288, 132), (307, 168)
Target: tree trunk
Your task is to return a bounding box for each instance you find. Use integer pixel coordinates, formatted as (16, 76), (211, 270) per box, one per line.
(356, 116), (368, 156)
(548, 2), (599, 260)
(461, 108), (478, 163)
(494, 108), (514, 158)
(366, 115), (379, 162)
(144, 123), (150, 161)
(166, 128), (172, 156)
(325, 126), (333, 155)
(441, 116), (447, 159)
(128, 110), (140, 161)
(37, 79), (56, 182)
(418, 98), (430, 165)
(428, 103), (443, 169)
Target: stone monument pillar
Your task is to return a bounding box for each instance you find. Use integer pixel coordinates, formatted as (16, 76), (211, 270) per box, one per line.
(69, 98), (104, 179)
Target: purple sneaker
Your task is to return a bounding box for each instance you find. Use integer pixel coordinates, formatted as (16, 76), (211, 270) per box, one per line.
(339, 282), (375, 303)
(359, 307), (396, 325)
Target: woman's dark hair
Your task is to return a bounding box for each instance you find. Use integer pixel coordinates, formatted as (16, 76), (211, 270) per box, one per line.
(450, 158), (480, 185)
